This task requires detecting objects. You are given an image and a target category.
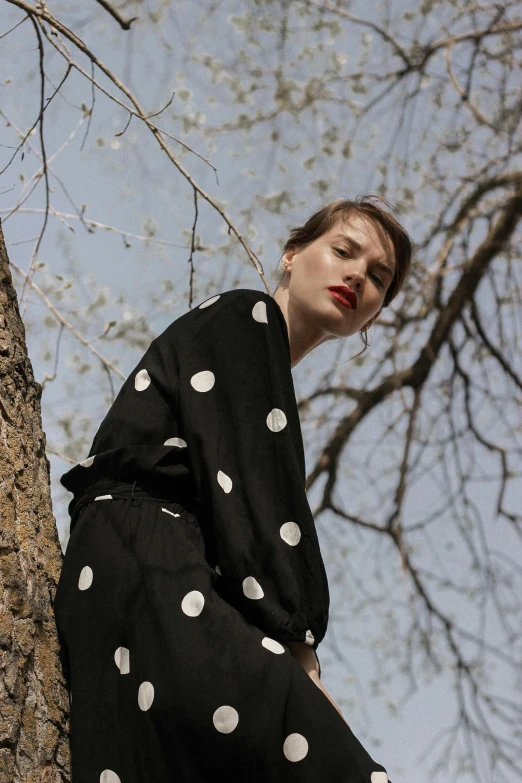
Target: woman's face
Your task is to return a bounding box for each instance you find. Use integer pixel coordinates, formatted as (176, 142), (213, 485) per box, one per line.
(281, 213), (397, 341)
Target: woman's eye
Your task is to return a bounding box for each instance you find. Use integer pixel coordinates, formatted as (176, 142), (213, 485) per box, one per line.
(334, 249), (385, 288)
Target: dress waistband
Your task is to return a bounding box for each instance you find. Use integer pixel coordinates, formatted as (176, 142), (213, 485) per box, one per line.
(69, 478), (197, 529)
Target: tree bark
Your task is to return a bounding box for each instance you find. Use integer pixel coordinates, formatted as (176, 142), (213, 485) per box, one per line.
(0, 219), (70, 782)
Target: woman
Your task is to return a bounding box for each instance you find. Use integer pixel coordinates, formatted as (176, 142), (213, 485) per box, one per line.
(54, 196), (412, 783)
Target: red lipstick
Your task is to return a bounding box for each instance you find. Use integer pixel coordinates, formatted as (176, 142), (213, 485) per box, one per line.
(328, 286), (357, 310)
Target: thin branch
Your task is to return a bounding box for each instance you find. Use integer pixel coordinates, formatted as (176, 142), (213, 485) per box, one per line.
(187, 189), (199, 309)
(80, 60), (95, 153)
(0, 12), (28, 40)
(0, 207), (187, 248)
(426, 18), (522, 58)
(8, 259), (126, 382)
(19, 16), (51, 316)
(309, 1), (522, 76)
(444, 43), (501, 133)
(0, 63), (72, 178)
(94, 0), (138, 31)
(45, 447), (78, 465)
(0, 109), (93, 234)
(307, 0), (413, 68)
(41, 322), (64, 389)
(469, 299), (522, 391)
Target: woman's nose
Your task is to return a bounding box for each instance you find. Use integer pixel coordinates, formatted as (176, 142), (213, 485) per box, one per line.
(344, 269), (365, 292)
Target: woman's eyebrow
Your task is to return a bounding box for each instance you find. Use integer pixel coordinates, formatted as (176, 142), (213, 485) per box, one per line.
(373, 260), (394, 278)
(332, 234), (394, 277)
(332, 233), (361, 252)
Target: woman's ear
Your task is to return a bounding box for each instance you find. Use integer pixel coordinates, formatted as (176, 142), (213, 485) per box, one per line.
(282, 246), (297, 269)
(361, 308), (382, 332)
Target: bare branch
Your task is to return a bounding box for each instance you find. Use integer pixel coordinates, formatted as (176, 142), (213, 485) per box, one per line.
(19, 15), (51, 317)
(93, 0), (138, 31)
(8, 255), (126, 382)
(0, 12), (28, 40)
(307, 0), (413, 68)
(469, 299), (522, 391)
(444, 43), (501, 132)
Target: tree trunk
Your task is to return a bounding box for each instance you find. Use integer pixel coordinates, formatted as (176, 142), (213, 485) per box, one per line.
(0, 219), (70, 782)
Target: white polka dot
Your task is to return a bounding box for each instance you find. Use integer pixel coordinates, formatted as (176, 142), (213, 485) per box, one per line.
(100, 771), (121, 783)
(243, 576), (264, 600)
(164, 437), (187, 448)
(80, 455), (95, 467)
(262, 637), (285, 654)
(199, 295), (220, 309)
(135, 368), (151, 391)
(283, 733), (308, 762)
(267, 408), (287, 432)
(252, 300), (268, 323)
(94, 494), (112, 501)
(114, 647), (130, 674)
(181, 590), (205, 617)
(280, 521), (301, 546)
(78, 566), (93, 590)
(213, 705), (239, 733)
(371, 774), (388, 783)
(138, 681), (154, 711)
(162, 508), (180, 517)
(217, 470), (233, 493)
(190, 370), (215, 392)
(305, 630), (315, 646)
(215, 564), (222, 575)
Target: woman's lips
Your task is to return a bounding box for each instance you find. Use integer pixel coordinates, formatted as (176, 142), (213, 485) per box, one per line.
(328, 287), (357, 309)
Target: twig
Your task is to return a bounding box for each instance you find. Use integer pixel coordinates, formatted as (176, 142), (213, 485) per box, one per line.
(444, 43), (501, 133)
(0, 63), (72, 178)
(45, 446), (77, 465)
(9, 259), (126, 382)
(94, 0), (137, 31)
(0, 12), (28, 40)
(0, 109), (92, 234)
(187, 189), (199, 309)
(0, 207), (187, 248)
(19, 16), (51, 316)
(80, 60), (95, 152)
(307, 0), (412, 68)
(41, 322), (64, 389)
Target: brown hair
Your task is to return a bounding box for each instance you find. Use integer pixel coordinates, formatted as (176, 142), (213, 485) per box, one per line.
(275, 195), (413, 307)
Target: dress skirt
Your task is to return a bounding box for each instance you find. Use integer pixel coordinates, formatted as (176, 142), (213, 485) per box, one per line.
(54, 481), (391, 783)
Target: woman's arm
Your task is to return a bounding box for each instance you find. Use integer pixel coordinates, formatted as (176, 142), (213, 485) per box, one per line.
(287, 642), (350, 727)
(176, 291), (330, 648)
(287, 641), (320, 676)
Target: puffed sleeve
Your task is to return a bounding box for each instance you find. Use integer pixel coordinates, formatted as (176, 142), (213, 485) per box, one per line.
(176, 290), (330, 650)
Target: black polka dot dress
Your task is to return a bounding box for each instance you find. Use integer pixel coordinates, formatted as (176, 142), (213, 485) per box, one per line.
(54, 289), (392, 782)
